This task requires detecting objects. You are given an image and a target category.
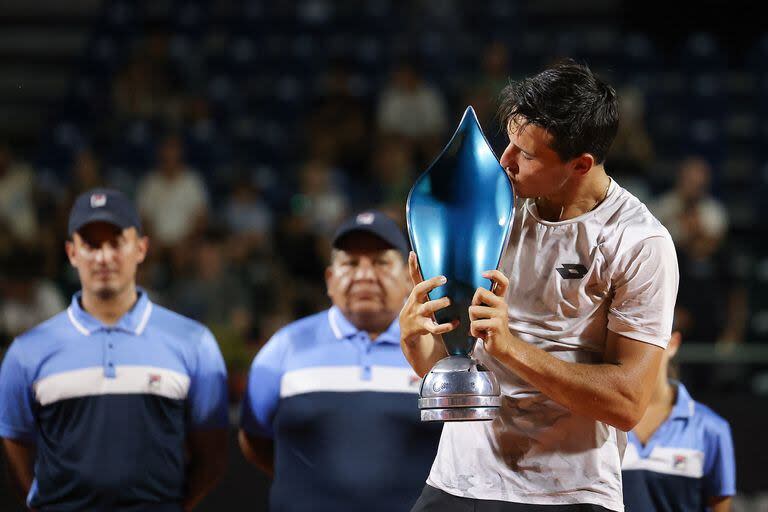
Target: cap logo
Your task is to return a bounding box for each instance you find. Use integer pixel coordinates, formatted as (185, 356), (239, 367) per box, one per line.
(90, 193), (107, 208)
(356, 212), (375, 225)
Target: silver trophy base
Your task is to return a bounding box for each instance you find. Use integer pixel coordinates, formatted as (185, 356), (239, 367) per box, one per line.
(418, 355), (501, 422)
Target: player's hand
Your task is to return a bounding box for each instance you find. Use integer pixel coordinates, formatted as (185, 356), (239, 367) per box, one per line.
(469, 270), (513, 358)
(399, 251), (458, 346)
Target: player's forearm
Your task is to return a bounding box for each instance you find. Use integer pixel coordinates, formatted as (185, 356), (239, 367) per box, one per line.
(401, 333), (448, 378)
(494, 338), (650, 431)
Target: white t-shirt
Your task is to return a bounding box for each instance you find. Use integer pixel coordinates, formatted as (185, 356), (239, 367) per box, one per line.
(137, 169), (208, 245)
(426, 179), (679, 512)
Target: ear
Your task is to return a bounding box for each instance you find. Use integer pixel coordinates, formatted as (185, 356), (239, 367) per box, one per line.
(570, 153), (595, 176)
(667, 331), (682, 358)
(65, 239), (77, 267)
(324, 266), (334, 298)
(136, 236), (150, 264)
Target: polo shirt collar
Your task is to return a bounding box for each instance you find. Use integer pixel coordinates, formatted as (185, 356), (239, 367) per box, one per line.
(67, 288), (153, 336)
(327, 306), (400, 345)
(669, 380), (695, 420)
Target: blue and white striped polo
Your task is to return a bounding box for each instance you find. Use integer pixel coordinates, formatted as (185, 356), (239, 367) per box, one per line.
(0, 290), (228, 511)
(240, 306), (442, 512)
(622, 382), (736, 512)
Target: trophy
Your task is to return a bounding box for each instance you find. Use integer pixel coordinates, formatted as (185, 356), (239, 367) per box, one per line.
(406, 106), (515, 422)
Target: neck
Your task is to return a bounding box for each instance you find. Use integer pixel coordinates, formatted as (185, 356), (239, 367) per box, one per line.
(649, 367), (676, 408)
(346, 312), (393, 342)
(81, 283), (139, 326)
(537, 166), (610, 221)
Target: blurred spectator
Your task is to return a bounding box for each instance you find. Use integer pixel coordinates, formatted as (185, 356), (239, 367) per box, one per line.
(167, 230), (255, 398)
(169, 229), (251, 326)
(368, 136), (416, 223)
(291, 158), (348, 237)
(223, 174), (273, 249)
(137, 134), (209, 249)
(376, 59), (448, 163)
(69, 148), (105, 193)
(0, 143), (39, 245)
(608, 85), (655, 202)
(57, 148), (105, 219)
(652, 157), (746, 348)
(462, 41), (510, 127)
(0, 249), (66, 346)
(653, 157), (727, 249)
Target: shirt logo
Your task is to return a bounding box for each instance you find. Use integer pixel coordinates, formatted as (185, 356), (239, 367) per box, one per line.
(90, 193), (107, 208)
(556, 263), (588, 279)
(148, 373), (162, 388)
(356, 212), (375, 225)
(673, 454), (687, 470)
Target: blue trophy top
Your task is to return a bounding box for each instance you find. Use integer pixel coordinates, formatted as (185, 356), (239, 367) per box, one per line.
(406, 106), (515, 356)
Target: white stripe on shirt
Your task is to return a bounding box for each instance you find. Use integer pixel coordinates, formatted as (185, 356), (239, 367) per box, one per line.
(280, 365), (421, 398)
(33, 366), (190, 406)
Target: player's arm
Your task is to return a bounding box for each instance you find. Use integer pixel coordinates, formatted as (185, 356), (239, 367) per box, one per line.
(709, 497), (732, 512)
(470, 270), (664, 431)
(238, 430), (274, 477)
(1, 437), (34, 503)
(183, 429), (228, 511)
(399, 252), (454, 377)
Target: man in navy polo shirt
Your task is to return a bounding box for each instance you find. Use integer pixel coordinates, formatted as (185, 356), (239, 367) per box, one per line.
(0, 188), (229, 511)
(238, 210), (442, 511)
(622, 328), (736, 511)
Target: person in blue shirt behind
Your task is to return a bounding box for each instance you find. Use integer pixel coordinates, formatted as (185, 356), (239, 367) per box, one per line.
(238, 210), (443, 512)
(0, 188), (229, 511)
(622, 327), (736, 511)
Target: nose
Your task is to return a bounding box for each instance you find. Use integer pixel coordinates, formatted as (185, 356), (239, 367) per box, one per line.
(353, 258), (376, 280)
(499, 144), (518, 176)
(92, 242), (116, 262)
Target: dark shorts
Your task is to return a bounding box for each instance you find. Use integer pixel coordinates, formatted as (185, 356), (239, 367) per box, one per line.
(411, 485), (615, 512)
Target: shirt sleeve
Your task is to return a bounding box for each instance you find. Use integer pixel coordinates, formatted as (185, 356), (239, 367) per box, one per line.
(187, 328), (229, 430)
(607, 235), (679, 348)
(0, 341), (36, 441)
(239, 329), (289, 438)
(702, 415), (737, 498)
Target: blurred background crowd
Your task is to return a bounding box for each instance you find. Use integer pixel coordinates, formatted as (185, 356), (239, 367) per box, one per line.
(1, 0), (767, 508)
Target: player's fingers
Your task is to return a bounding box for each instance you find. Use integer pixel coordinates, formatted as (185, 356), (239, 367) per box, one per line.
(482, 270), (509, 297)
(408, 252), (424, 286)
(468, 304), (497, 321)
(429, 320), (459, 334)
(470, 319), (493, 338)
(471, 286), (503, 307)
(418, 297), (451, 316)
(412, 275), (447, 303)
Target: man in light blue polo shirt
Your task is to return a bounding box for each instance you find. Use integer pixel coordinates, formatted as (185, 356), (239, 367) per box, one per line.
(238, 210), (443, 511)
(622, 329), (736, 511)
(0, 188), (229, 511)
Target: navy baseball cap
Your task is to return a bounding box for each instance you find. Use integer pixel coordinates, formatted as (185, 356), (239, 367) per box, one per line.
(68, 188), (142, 237)
(332, 210), (409, 256)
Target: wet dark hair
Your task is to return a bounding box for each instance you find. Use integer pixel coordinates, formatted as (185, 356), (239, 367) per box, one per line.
(498, 59), (619, 164)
